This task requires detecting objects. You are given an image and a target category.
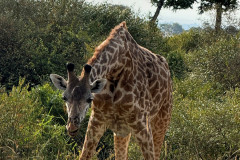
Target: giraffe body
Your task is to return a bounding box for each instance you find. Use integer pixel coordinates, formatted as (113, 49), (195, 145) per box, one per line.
(50, 22), (172, 160)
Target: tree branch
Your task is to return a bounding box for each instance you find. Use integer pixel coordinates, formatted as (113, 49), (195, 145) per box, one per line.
(150, 0), (165, 23)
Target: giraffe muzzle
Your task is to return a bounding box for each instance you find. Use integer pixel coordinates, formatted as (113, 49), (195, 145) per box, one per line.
(67, 122), (79, 137)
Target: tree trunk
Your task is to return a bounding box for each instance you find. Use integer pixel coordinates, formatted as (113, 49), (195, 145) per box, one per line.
(150, 0), (165, 23)
(215, 3), (222, 33)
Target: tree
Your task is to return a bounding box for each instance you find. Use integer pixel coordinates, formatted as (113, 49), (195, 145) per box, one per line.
(199, 0), (238, 33)
(172, 23), (184, 34)
(151, 0), (239, 33)
(150, 0), (195, 23)
(150, 0), (165, 23)
(160, 23), (184, 36)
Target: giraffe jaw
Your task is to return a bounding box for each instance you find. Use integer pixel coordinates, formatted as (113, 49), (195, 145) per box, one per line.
(68, 129), (79, 137)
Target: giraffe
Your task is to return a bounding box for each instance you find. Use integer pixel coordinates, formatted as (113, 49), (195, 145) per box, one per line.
(50, 21), (172, 160)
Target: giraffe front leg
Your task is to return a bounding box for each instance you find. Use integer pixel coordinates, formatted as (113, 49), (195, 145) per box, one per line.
(135, 128), (155, 160)
(131, 120), (155, 160)
(79, 115), (106, 160)
(114, 133), (131, 160)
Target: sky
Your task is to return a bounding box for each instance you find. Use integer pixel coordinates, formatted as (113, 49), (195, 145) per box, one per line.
(85, 0), (240, 30)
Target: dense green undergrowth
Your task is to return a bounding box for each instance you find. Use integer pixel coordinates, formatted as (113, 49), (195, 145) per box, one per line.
(1, 77), (239, 159)
(166, 76), (240, 159)
(0, 79), (76, 159)
(0, 0), (240, 159)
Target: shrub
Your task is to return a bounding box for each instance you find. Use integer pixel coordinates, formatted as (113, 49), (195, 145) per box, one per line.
(167, 29), (203, 53)
(31, 83), (67, 125)
(0, 0), (92, 89)
(0, 79), (77, 159)
(194, 33), (240, 89)
(0, 0), (167, 90)
(128, 138), (143, 160)
(167, 50), (187, 79)
(162, 76), (240, 159)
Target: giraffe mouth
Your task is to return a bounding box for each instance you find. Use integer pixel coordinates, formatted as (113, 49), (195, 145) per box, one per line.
(68, 129), (78, 137)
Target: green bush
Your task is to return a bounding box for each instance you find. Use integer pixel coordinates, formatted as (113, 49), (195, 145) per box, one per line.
(0, 0), (167, 90)
(128, 138), (143, 160)
(194, 33), (240, 89)
(167, 29), (203, 53)
(166, 50), (187, 79)
(0, 0), (92, 90)
(163, 76), (240, 159)
(0, 79), (78, 159)
(31, 83), (67, 125)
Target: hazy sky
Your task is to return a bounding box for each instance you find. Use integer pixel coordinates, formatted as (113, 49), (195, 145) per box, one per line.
(85, 0), (240, 29)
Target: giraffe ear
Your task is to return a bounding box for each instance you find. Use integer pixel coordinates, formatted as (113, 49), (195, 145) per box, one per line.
(91, 79), (107, 93)
(50, 74), (67, 90)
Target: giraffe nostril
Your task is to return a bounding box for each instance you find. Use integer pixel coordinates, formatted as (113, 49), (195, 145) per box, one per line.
(73, 116), (80, 124)
(67, 116), (81, 128)
(74, 119), (79, 124)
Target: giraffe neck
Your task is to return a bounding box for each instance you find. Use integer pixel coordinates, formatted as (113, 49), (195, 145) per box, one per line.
(87, 28), (131, 83)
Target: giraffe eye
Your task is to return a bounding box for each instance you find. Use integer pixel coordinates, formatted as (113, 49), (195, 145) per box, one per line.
(62, 96), (67, 101)
(86, 98), (93, 104)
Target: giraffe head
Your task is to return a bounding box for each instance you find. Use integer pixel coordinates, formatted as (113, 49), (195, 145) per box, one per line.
(50, 63), (107, 137)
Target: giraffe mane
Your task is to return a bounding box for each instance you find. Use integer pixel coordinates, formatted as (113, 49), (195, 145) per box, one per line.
(87, 21), (127, 65)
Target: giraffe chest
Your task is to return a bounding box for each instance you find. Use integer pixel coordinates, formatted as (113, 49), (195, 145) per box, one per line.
(108, 115), (131, 137)
(107, 102), (133, 137)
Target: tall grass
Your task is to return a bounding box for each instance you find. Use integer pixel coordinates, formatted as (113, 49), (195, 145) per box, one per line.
(0, 79), (79, 159)
(164, 76), (240, 159)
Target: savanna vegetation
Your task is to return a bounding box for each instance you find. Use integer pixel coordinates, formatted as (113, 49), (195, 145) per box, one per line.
(0, 0), (239, 159)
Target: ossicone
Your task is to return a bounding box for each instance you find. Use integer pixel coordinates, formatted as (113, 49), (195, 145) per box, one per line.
(84, 64), (92, 73)
(66, 62), (78, 82)
(66, 63), (74, 72)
